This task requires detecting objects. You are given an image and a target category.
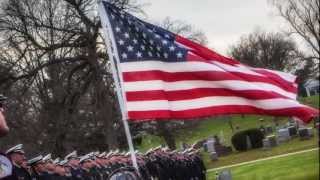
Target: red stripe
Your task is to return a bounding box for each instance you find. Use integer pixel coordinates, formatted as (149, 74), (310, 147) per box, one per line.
(176, 35), (239, 65)
(128, 105), (318, 123)
(122, 71), (297, 93)
(126, 89), (291, 101)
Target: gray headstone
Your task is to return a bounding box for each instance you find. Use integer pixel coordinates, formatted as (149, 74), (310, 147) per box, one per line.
(246, 135), (252, 149)
(207, 140), (215, 152)
(288, 126), (297, 136)
(203, 143), (208, 152)
(307, 127), (313, 137)
(263, 138), (271, 150)
(267, 135), (278, 147)
(217, 170), (232, 180)
(298, 128), (310, 140)
(277, 128), (290, 143)
(210, 151), (218, 161)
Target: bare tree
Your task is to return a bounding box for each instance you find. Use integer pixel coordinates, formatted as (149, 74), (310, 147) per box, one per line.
(0, 0), (141, 155)
(270, 0), (319, 61)
(229, 30), (304, 72)
(158, 17), (208, 45)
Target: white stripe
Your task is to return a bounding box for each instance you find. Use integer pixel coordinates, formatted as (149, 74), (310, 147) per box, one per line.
(120, 61), (264, 77)
(126, 96), (305, 111)
(123, 80), (297, 99)
(252, 67), (297, 83)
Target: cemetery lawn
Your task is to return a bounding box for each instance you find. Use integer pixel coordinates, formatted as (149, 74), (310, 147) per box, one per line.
(206, 149), (319, 180)
(202, 135), (318, 169)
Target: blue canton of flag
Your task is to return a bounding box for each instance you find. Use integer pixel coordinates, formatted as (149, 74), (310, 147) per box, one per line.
(102, 1), (188, 63)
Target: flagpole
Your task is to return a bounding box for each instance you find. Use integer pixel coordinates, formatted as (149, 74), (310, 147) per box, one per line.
(97, 0), (139, 172)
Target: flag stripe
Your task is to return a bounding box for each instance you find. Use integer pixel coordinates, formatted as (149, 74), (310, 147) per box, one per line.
(123, 80), (297, 99)
(125, 96), (305, 111)
(121, 61), (263, 77)
(123, 71), (297, 93)
(253, 68), (297, 83)
(127, 106), (316, 122)
(126, 89), (291, 101)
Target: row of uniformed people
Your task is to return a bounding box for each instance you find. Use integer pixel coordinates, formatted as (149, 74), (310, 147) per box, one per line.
(2, 144), (206, 180)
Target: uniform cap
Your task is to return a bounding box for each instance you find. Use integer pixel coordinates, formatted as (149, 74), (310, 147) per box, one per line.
(0, 94), (7, 102)
(106, 151), (113, 158)
(57, 159), (68, 166)
(79, 155), (91, 164)
(97, 152), (106, 158)
(5, 144), (25, 155)
(53, 158), (60, 164)
(65, 151), (78, 160)
(42, 153), (52, 162)
(28, 155), (44, 166)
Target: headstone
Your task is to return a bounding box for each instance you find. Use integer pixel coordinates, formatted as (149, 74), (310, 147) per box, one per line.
(210, 151), (218, 161)
(217, 170), (232, 180)
(307, 127), (314, 137)
(288, 126), (297, 136)
(203, 143), (208, 152)
(298, 128), (310, 140)
(207, 140), (215, 152)
(267, 135), (277, 147)
(246, 135), (252, 149)
(277, 128), (290, 143)
(262, 138), (271, 150)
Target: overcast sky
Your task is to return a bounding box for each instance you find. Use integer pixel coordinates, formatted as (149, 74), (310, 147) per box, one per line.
(138, 0), (289, 56)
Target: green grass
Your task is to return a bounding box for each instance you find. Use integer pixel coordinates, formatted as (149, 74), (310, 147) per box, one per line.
(202, 134), (318, 169)
(207, 150), (319, 180)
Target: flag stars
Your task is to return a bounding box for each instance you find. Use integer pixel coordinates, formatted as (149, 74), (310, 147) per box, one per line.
(121, 53), (128, 59)
(163, 52), (169, 58)
(136, 51), (142, 58)
(155, 34), (161, 39)
(149, 40), (154, 45)
(133, 39), (138, 44)
(118, 39), (124, 45)
(124, 32), (130, 39)
(176, 52), (183, 58)
(115, 27), (121, 32)
(156, 46), (161, 51)
(169, 45), (176, 51)
(164, 34), (170, 39)
(148, 51), (153, 57)
(140, 45), (146, 51)
(162, 40), (168, 45)
(127, 45), (134, 52)
(156, 52), (161, 57)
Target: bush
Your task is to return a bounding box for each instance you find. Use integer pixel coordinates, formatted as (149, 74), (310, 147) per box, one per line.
(231, 128), (264, 151)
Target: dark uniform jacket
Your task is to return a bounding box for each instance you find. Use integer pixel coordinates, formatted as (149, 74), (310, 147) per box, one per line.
(12, 165), (32, 180)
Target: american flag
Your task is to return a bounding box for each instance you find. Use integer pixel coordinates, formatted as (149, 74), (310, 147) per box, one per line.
(99, 1), (318, 123)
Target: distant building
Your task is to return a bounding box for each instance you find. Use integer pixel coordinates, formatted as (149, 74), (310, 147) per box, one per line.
(304, 79), (320, 96)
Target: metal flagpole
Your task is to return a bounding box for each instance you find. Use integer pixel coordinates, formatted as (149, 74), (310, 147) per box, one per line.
(97, 0), (139, 171)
